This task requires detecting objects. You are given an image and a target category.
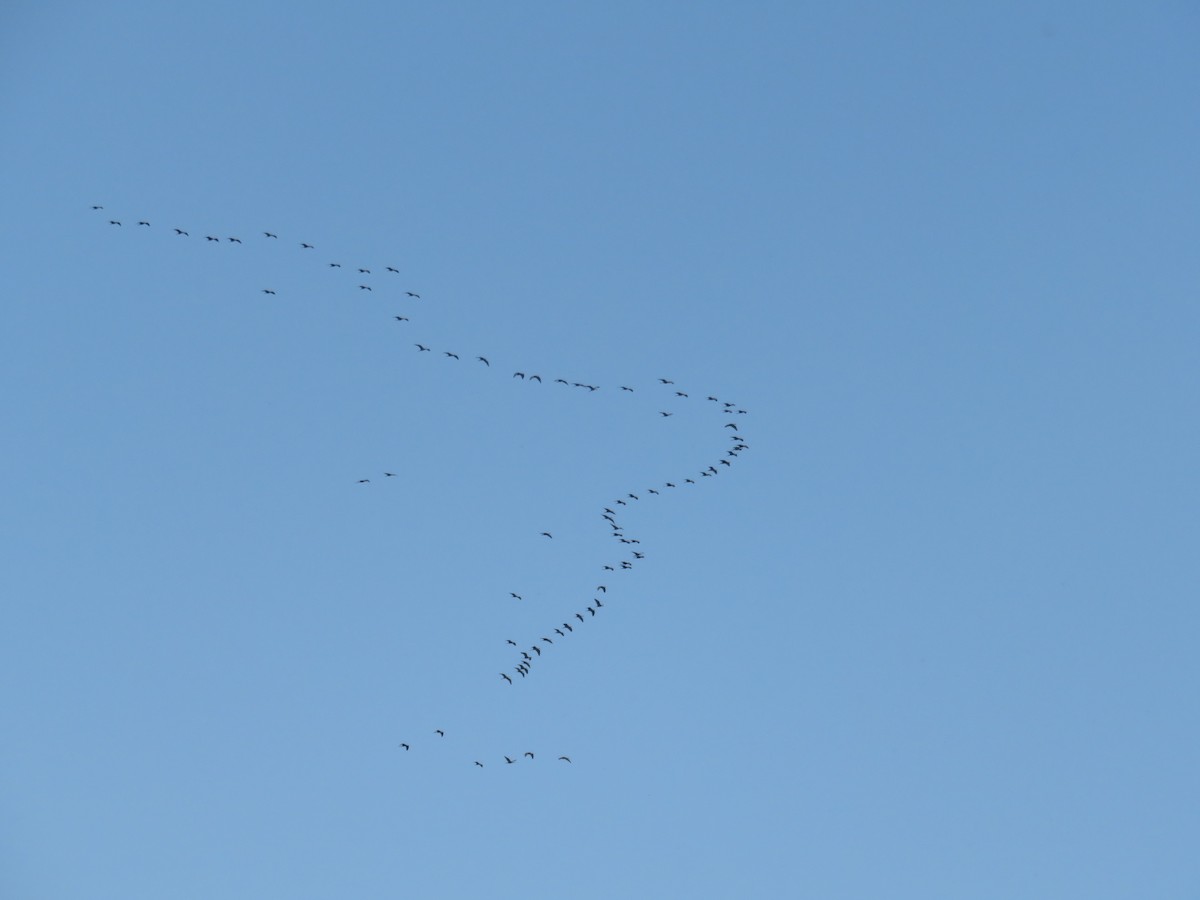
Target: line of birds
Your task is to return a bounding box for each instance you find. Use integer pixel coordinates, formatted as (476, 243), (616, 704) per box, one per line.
(90, 204), (751, 768)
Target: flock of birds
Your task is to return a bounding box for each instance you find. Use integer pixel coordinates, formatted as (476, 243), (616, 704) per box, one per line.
(90, 206), (751, 769)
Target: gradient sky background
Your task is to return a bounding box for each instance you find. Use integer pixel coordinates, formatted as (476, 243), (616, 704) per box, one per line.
(3, 2), (1198, 898)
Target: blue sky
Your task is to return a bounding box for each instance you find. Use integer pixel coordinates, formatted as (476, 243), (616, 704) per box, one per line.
(2, 2), (1198, 897)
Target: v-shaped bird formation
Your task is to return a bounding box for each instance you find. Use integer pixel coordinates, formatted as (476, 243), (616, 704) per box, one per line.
(88, 205), (752, 769)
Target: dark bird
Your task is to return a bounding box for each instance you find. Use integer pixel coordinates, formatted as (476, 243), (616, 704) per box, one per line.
(576, 613), (585, 622)
(542, 637), (553, 644)
(501, 673), (512, 684)
(532, 646), (542, 656)
(138, 221), (150, 227)
(399, 743), (410, 751)
(516, 668), (526, 677)
(724, 402), (736, 407)
(90, 205), (103, 210)
(620, 386), (634, 392)
(708, 466), (719, 475)
(553, 378), (568, 385)
(604, 508), (616, 515)
(530, 375), (542, 382)
(329, 263), (342, 267)
(648, 489), (659, 495)
(358, 268), (370, 274)
(262, 289), (276, 294)
(558, 756), (572, 762)
(541, 532), (553, 538)
(406, 291), (420, 298)
(685, 478), (695, 484)
(665, 482), (676, 488)
(628, 494), (639, 500)
(477, 356), (489, 365)
(505, 756), (516, 764)
(386, 266), (399, 273)
(435, 730), (445, 737)
(384, 472), (397, 477)
(633, 552), (644, 559)
(359, 285), (372, 291)
(675, 391), (688, 397)
(719, 459), (732, 466)
(108, 220), (121, 226)
(586, 384), (599, 391)
(587, 607), (596, 616)
(510, 593), (522, 599)
(264, 232), (278, 238)
(475, 761), (484, 767)
(708, 396), (719, 401)
(725, 423), (738, 429)
(357, 479), (370, 483)
(513, 372), (525, 379)
(604, 565), (615, 571)
(555, 628), (564, 637)
(597, 586), (607, 592)
(206, 235), (219, 241)
(506, 639), (518, 646)
(521, 652), (532, 661)
(524, 752), (534, 759)
(444, 351), (459, 359)
(228, 237), (242, 243)
(659, 378), (674, 384)
(174, 228), (188, 235)
(415, 344), (431, 351)
(394, 316), (409, 321)
(594, 598), (603, 607)
(562, 623), (573, 632)
(301, 243), (314, 249)
(660, 412), (673, 417)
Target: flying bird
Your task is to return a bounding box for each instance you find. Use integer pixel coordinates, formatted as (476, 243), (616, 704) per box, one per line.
(505, 756), (516, 764)
(174, 228), (188, 235)
(620, 386), (634, 392)
(384, 472), (397, 477)
(358, 285), (372, 291)
(530, 375), (542, 382)
(435, 730), (445, 737)
(394, 316), (409, 321)
(415, 344), (431, 351)
(357, 479), (370, 484)
(358, 268), (370, 274)
(90, 205), (103, 210)
(261, 289), (276, 295)
(399, 743), (410, 751)
(506, 639), (518, 646)
(659, 378), (674, 384)
(524, 752), (534, 759)
(386, 266), (399, 273)
(301, 243), (314, 249)
(675, 391), (688, 397)
(501, 673), (512, 684)
(597, 586), (606, 592)
(532, 646), (542, 656)
(205, 236), (219, 241)
(475, 761), (484, 767)
(108, 220), (121, 226)
(558, 756), (572, 763)
(477, 356), (489, 365)
(263, 232), (278, 238)
(227, 236), (241, 243)
(575, 613), (585, 622)
(660, 412), (673, 417)
(542, 637), (553, 644)
(406, 291), (420, 298)
(540, 532), (553, 538)
(138, 221), (150, 226)
(444, 351), (459, 359)
(562, 622), (574, 632)
(510, 593), (522, 599)
(513, 372), (525, 379)
(329, 263), (342, 267)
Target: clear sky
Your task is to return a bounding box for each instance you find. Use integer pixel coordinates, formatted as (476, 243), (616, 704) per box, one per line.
(2, 2), (1198, 898)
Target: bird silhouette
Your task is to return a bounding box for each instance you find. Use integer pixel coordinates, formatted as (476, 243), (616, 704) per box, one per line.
(358, 268), (370, 274)
(505, 756), (516, 764)
(477, 356), (489, 365)
(399, 743), (410, 751)
(357, 479), (370, 483)
(530, 375), (542, 382)
(513, 372), (525, 379)
(174, 228), (188, 235)
(501, 673), (512, 684)
(301, 243), (314, 249)
(444, 352), (459, 359)
(109, 220), (121, 226)
(329, 263), (342, 267)
(597, 585), (606, 592)
(359, 285), (372, 291)
(205, 236), (219, 241)
(138, 221), (150, 227)
(263, 232), (278, 238)
(524, 752), (534, 759)
(510, 593), (522, 599)
(542, 637), (553, 644)
(262, 289), (276, 295)
(228, 237), (242, 243)
(386, 266), (399, 273)
(659, 378), (674, 384)
(594, 598), (603, 607)
(575, 613), (585, 622)
(415, 344), (431, 351)
(562, 622), (574, 632)
(506, 639), (518, 646)
(405, 291), (420, 298)
(620, 386), (634, 391)
(558, 756), (572, 763)
(435, 730), (445, 737)
(91, 205), (103, 210)
(394, 316), (409, 321)
(384, 472), (397, 477)
(475, 761), (484, 767)
(541, 532), (553, 538)
(531, 645), (542, 656)
(675, 391), (688, 397)
(660, 412), (673, 417)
